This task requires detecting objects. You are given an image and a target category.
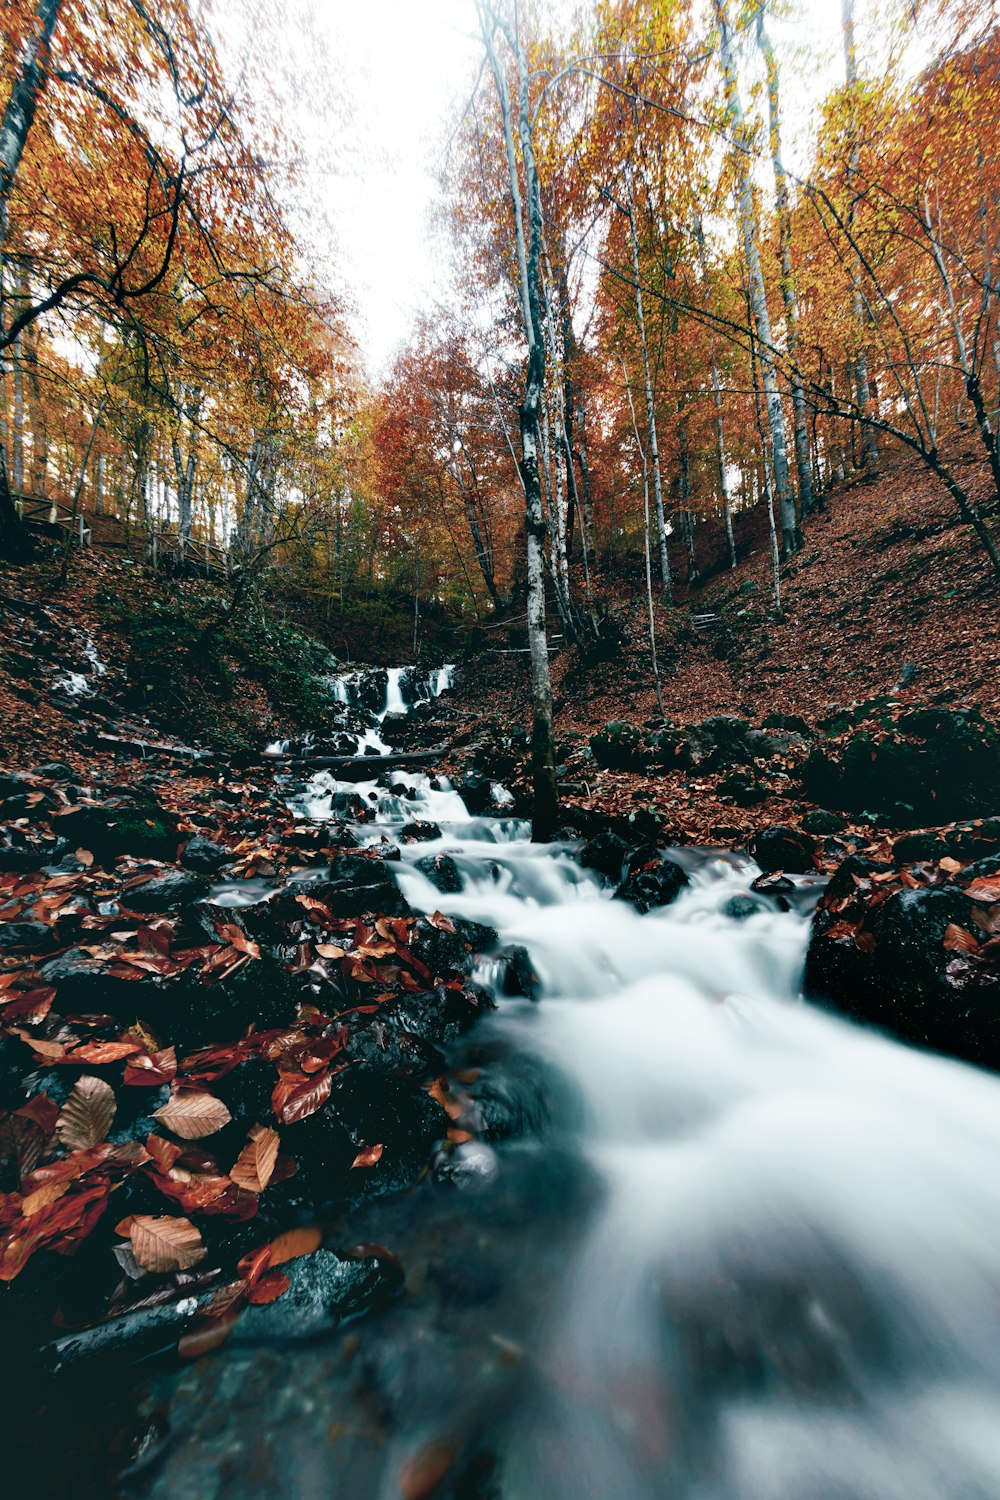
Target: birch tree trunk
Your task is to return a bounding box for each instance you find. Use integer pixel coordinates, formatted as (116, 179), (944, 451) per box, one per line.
(625, 168), (672, 603)
(842, 0), (878, 471)
(715, 0), (800, 555)
(756, 4), (814, 516)
(694, 218), (736, 568)
(479, 0), (558, 840)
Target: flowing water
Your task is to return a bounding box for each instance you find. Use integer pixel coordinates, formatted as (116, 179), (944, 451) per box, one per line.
(145, 668), (1000, 1499)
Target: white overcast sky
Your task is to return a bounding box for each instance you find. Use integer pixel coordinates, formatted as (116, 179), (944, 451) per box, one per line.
(250, 0), (916, 381)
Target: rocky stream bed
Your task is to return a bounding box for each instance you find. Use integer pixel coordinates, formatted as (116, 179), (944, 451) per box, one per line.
(3, 665), (1000, 1498)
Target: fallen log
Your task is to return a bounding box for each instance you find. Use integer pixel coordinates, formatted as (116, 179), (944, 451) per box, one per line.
(87, 730), (214, 762)
(268, 745), (450, 778)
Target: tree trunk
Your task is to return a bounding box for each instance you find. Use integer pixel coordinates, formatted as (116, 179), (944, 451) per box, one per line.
(479, 2), (558, 841)
(716, 0), (800, 556)
(0, 0), (63, 245)
(756, 5), (814, 516)
(842, 0), (878, 471)
(625, 169), (672, 603)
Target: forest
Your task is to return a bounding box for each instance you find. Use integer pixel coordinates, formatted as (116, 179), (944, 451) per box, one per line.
(1, 0), (1000, 1496)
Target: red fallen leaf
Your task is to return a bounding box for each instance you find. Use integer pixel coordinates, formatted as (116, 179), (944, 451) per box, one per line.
(0, 987), (57, 1023)
(75, 848), (94, 868)
(213, 923), (261, 958)
(123, 1046), (178, 1087)
(939, 857), (964, 875)
(944, 923), (980, 954)
(971, 905), (1000, 936)
(427, 911), (457, 935)
(177, 1043), (245, 1084)
(854, 930), (877, 955)
(246, 1269), (291, 1305)
(965, 878), (1000, 902)
(399, 1440), (456, 1500)
(272, 1069), (332, 1125)
(236, 1244), (273, 1287)
(59, 1040), (142, 1065)
(10, 1029), (67, 1060)
(351, 1143), (384, 1169)
(0, 1179), (111, 1279)
(315, 943), (347, 959)
(268, 1225), (323, 1265)
(145, 1134), (182, 1173)
(178, 1304), (242, 1358)
(447, 1128), (474, 1145)
(14, 1093), (59, 1138)
(21, 1180), (70, 1217)
(428, 1078), (464, 1121)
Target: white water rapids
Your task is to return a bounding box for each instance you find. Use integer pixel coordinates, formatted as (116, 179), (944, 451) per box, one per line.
(154, 667), (1000, 1499)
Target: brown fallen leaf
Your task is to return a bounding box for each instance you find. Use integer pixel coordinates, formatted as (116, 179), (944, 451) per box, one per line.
(155, 1090), (233, 1140)
(246, 1269), (291, 1305)
(351, 1143), (384, 1169)
(56, 1075), (117, 1152)
(124, 1213), (207, 1273)
(944, 923), (980, 954)
(427, 911), (457, 934)
(229, 1126), (280, 1194)
(399, 1440), (456, 1500)
(315, 943), (346, 959)
(178, 1305), (242, 1358)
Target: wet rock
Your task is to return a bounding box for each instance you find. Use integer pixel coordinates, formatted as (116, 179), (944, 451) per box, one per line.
(49, 799), (179, 864)
(410, 915), (498, 978)
(748, 826), (816, 874)
(750, 871), (795, 895)
(805, 875), (1000, 1068)
(723, 894), (766, 922)
(326, 790), (371, 820)
(802, 705), (1000, 825)
(801, 809), (847, 835)
(493, 943), (539, 999)
(456, 772), (494, 815)
(578, 828), (632, 882)
(614, 855), (690, 913)
(180, 835), (231, 874)
(31, 762), (76, 782)
(230, 1248), (400, 1344)
(589, 720), (647, 771)
(118, 868), (211, 912)
(325, 853), (412, 918)
(433, 1140), (499, 1192)
(400, 820), (441, 843)
(718, 769), (765, 806)
(415, 852), (463, 894)
(0, 920), (57, 953)
(170, 953), (302, 1049)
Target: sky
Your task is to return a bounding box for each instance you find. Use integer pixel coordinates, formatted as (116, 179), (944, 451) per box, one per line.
(257, 0), (913, 382)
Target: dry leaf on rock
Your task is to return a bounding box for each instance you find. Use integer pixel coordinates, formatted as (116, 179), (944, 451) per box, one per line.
(154, 1089), (232, 1139)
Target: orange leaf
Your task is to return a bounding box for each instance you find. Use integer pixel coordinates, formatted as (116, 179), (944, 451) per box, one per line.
(944, 923), (980, 954)
(246, 1269), (291, 1305)
(178, 1305), (242, 1358)
(229, 1126), (280, 1194)
(351, 1143), (384, 1168)
(268, 1224), (323, 1265)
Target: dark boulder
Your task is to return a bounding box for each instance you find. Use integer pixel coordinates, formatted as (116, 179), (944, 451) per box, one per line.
(589, 721), (647, 771)
(118, 868), (211, 913)
(415, 851), (464, 894)
(801, 809), (848, 835)
(748, 826), (816, 874)
(802, 706), (1000, 825)
(410, 914), (498, 978)
(231, 1248), (402, 1344)
(400, 820), (441, 843)
(324, 853), (412, 918)
(805, 875), (1000, 1069)
(578, 828), (632, 882)
(49, 800), (179, 864)
(180, 835), (231, 874)
(0, 920), (57, 953)
(615, 855), (690, 913)
(31, 762), (77, 783)
(723, 894), (766, 922)
(456, 772), (494, 815)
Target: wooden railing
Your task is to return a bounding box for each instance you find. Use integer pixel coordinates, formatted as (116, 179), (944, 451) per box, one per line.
(15, 494), (91, 547)
(149, 528), (233, 576)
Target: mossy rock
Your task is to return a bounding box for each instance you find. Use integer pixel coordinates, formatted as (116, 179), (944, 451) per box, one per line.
(51, 800), (179, 864)
(801, 809), (848, 835)
(590, 721), (647, 771)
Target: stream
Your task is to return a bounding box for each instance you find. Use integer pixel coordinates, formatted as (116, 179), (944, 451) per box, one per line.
(144, 665), (1000, 1499)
